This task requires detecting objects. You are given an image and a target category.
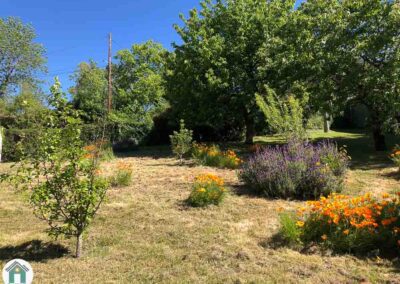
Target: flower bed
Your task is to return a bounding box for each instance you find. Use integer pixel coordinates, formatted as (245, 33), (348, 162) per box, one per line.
(239, 139), (349, 199)
(192, 143), (242, 169)
(279, 193), (400, 254)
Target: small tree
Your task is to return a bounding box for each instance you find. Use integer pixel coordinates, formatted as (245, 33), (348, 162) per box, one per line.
(170, 119), (193, 165)
(256, 85), (307, 141)
(15, 79), (108, 258)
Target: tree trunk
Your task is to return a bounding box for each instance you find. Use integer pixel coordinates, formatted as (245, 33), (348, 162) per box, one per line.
(75, 234), (83, 258)
(245, 116), (255, 145)
(0, 127), (3, 163)
(372, 127), (387, 151)
(323, 112), (330, 133)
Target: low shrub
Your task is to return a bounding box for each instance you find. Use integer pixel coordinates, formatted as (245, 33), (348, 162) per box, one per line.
(187, 174), (226, 207)
(192, 143), (242, 169)
(239, 139), (349, 199)
(83, 139), (115, 161)
(170, 119), (193, 165)
(280, 193), (400, 255)
(390, 146), (400, 172)
(109, 162), (133, 187)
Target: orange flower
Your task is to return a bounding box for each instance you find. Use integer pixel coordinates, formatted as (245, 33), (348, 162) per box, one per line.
(343, 229), (350, 235)
(321, 234), (328, 241)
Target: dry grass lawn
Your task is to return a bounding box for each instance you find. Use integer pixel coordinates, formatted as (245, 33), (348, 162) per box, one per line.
(0, 150), (400, 283)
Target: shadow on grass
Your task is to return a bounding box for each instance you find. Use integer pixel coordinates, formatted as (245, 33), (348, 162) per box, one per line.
(114, 145), (173, 159)
(0, 240), (69, 262)
(382, 170), (400, 181)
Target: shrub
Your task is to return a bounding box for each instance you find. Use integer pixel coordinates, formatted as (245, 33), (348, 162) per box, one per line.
(109, 162), (133, 187)
(11, 80), (109, 258)
(239, 139), (349, 199)
(192, 143), (242, 169)
(83, 139), (114, 161)
(390, 146), (400, 172)
(170, 119), (193, 165)
(281, 193), (400, 254)
(187, 174), (226, 207)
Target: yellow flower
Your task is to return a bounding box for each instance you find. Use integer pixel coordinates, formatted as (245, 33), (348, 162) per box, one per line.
(296, 221), (305, 227)
(198, 188), (206, 193)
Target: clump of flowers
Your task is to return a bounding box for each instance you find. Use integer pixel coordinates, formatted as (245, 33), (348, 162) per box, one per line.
(83, 139), (114, 161)
(239, 139), (349, 199)
(109, 161), (133, 187)
(280, 193), (400, 254)
(390, 145), (400, 172)
(187, 174), (226, 207)
(192, 143), (242, 169)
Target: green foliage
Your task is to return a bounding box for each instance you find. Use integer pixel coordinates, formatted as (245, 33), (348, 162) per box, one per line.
(167, 0), (295, 143)
(390, 146), (400, 172)
(109, 162), (133, 187)
(70, 60), (107, 122)
(187, 174), (226, 207)
(278, 212), (302, 246)
(111, 40), (168, 145)
(306, 113), (324, 130)
(256, 85), (307, 141)
(0, 17), (46, 97)
(169, 119), (193, 164)
(281, 0), (400, 150)
(12, 79), (109, 258)
(192, 143), (242, 169)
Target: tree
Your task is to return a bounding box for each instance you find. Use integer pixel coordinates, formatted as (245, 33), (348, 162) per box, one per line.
(170, 119), (193, 164)
(111, 40), (168, 144)
(256, 85), (307, 141)
(167, 0), (295, 144)
(70, 60), (107, 123)
(282, 0), (400, 151)
(15, 79), (109, 258)
(0, 17), (46, 98)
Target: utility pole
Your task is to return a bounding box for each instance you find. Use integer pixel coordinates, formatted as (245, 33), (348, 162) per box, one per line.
(107, 33), (112, 112)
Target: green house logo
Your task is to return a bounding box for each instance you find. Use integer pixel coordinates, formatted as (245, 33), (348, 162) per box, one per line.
(2, 259), (33, 284)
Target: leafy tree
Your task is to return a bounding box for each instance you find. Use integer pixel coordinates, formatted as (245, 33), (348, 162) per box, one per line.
(256, 85), (307, 140)
(111, 41), (167, 144)
(167, 0), (295, 144)
(170, 119), (193, 164)
(281, 0), (400, 150)
(70, 60), (107, 123)
(0, 17), (46, 98)
(14, 79), (108, 258)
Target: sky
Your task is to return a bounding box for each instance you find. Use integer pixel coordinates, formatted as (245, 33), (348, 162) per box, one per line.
(1, 0), (305, 92)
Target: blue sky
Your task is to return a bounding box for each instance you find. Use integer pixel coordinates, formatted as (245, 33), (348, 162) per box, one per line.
(1, 0), (304, 92)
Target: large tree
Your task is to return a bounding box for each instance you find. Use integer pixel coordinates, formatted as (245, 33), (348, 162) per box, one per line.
(0, 17), (46, 98)
(167, 0), (295, 143)
(282, 0), (400, 150)
(70, 60), (108, 123)
(110, 40), (168, 144)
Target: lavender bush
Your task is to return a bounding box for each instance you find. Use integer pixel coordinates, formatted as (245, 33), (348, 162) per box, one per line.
(239, 139), (349, 199)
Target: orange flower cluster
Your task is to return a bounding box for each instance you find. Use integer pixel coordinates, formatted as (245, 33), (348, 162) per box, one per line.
(83, 144), (99, 159)
(195, 173), (224, 187)
(297, 192), (400, 238)
(116, 161), (133, 172)
(192, 143), (242, 168)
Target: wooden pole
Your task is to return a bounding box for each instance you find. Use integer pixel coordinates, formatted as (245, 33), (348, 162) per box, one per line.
(107, 33), (112, 112)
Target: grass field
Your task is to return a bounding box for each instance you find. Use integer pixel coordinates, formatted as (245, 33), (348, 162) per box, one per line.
(0, 130), (399, 283)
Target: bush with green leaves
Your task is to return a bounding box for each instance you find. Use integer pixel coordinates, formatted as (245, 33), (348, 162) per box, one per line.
(109, 161), (133, 187)
(170, 119), (193, 164)
(13, 79), (109, 258)
(192, 143), (242, 169)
